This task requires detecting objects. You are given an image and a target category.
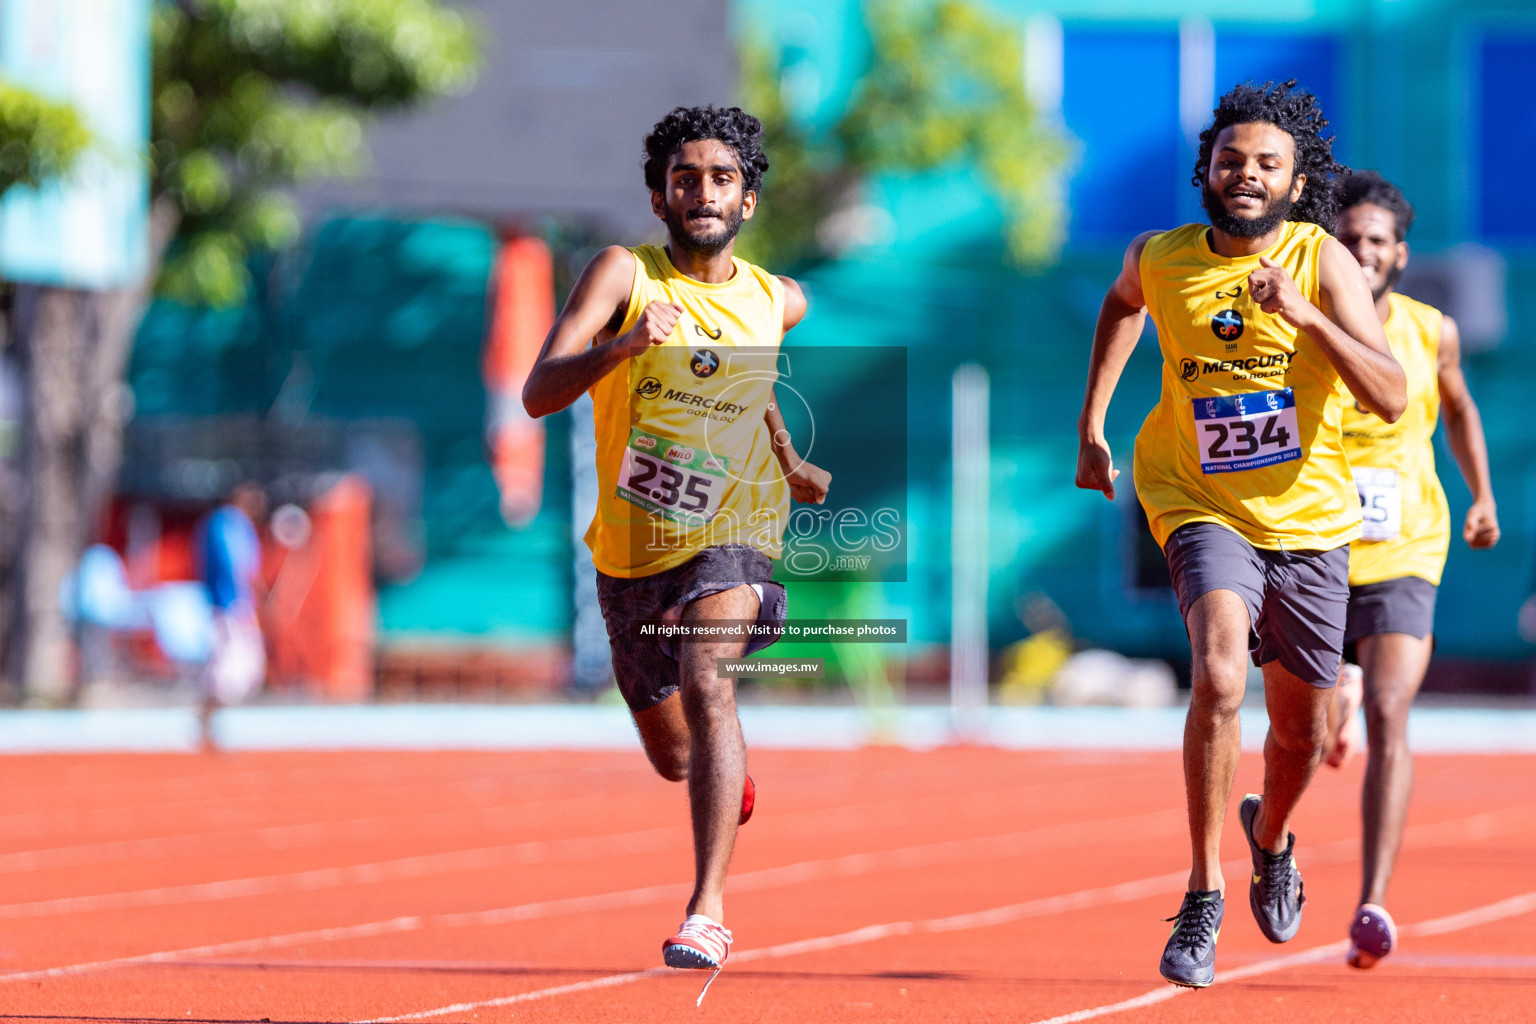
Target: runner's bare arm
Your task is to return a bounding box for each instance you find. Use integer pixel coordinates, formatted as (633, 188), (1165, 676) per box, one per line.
(522, 246), (682, 418)
(779, 276), (808, 333)
(766, 394), (831, 504)
(1436, 315), (1500, 548)
(1077, 231), (1156, 501)
(767, 275), (830, 502)
(1250, 238), (1405, 422)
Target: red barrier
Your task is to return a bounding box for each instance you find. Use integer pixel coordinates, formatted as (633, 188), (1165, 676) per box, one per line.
(484, 234), (555, 527)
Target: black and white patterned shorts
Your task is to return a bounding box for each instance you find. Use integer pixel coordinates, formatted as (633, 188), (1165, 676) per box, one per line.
(596, 544), (787, 713)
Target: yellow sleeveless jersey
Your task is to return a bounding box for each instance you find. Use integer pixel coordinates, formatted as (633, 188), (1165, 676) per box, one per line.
(1132, 221), (1361, 551)
(1341, 292), (1450, 586)
(585, 244), (790, 578)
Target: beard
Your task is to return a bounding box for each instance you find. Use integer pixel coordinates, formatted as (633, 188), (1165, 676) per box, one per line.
(664, 202), (745, 259)
(1202, 181), (1295, 239)
(1371, 260), (1404, 301)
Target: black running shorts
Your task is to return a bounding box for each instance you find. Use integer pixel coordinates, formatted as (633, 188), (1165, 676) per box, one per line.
(1164, 521), (1351, 688)
(1344, 575), (1438, 644)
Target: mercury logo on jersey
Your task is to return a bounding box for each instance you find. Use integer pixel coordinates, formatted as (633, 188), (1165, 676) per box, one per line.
(635, 376), (663, 399)
(1186, 352), (1296, 382)
(662, 387), (750, 420)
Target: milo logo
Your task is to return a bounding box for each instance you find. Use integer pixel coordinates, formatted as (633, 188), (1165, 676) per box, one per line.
(633, 436), (657, 450)
(666, 445), (695, 463)
(703, 457), (724, 471)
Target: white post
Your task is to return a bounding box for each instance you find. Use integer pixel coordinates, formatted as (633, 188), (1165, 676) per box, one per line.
(950, 363), (989, 735)
(569, 393), (611, 692)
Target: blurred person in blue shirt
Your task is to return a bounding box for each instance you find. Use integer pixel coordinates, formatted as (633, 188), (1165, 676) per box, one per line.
(196, 483), (268, 724)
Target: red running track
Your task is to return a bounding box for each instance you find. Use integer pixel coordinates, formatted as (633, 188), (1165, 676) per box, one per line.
(0, 747), (1533, 1023)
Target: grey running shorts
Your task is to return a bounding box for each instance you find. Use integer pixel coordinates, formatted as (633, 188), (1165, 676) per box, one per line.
(596, 543), (787, 713)
(1163, 521), (1350, 688)
(1344, 575), (1438, 643)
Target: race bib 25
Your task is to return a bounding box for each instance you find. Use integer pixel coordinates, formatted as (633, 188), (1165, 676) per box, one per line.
(1352, 466), (1401, 541)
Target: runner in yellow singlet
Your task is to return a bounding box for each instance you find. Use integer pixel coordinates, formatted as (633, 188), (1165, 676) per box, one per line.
(523, 106), (831, 980)
(1322, 171), (1500, 970)
(1075, 81), (1406, 988)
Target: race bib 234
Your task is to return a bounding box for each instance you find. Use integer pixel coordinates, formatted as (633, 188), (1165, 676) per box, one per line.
(1193, 388), (1302, 474)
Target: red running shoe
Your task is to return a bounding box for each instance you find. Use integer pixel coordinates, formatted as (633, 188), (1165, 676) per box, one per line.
(740, 774), (755, 825)
(663, 914), (733, 969)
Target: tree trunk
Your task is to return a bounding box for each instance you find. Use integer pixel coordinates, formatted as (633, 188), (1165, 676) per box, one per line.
(0, 199), (179, 704)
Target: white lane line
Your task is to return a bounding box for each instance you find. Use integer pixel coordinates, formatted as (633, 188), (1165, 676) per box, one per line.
(0, 801), (1182, 922)
(360, 869), (1206, 1023)
(0, 766), (1142, 882)
(344, 807), (1536, 1023)
(0, 807), (1179, 983)
(355, 885), (1536, 1024)
(6, 802), (1528, 988)
(0, 828), (680, 920)
(0, 759), (1144, 867)
(0, 789), (646, 874)
(1023, 890), (1536, 1024)
(1404, 892), (1536, 937)
(0, 763), (545, 839)
(17, 772), (1514, 915)
(356, 969), (672, 1023)
(1378, 953), (1536, 969)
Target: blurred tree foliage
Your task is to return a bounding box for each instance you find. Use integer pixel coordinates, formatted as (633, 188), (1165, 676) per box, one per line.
(733, 42), (843, 274)
(737, 0), (1070, 272)
(152, 0), (479, 305)
(0, 82), (92, 196)
(0, 0), (480, 704)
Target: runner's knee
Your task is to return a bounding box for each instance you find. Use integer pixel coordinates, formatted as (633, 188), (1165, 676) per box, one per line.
(1270, 703), (1329, 754)
(643, 738), (690, 781)
(681, 673), (738, 726)
(1189, 664), (1246, 719)
(1364, 690), (1413, 745)
(632, 693), (690, 779)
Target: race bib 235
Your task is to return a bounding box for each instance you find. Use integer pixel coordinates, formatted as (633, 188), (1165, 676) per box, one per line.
(616, 428), (730, 524)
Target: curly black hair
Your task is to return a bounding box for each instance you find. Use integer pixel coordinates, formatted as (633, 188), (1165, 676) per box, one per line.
(1192, 79), (1348, 232)
(1340, 170), (1415, 241)
(643, 105), (770, 195)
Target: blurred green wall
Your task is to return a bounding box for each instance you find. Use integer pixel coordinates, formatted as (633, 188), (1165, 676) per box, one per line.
(737, 0), (1536, 663)
(126, 0), (1536, 672)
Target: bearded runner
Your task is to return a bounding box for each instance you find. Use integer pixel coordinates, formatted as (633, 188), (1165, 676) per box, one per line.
(1075, 79), (1406, 989)
(522, 105), (832, 984)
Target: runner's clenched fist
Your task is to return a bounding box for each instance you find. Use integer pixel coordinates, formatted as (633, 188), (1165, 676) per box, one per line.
(1248, 256), (1311, 327)
(619, 301), (684, 355)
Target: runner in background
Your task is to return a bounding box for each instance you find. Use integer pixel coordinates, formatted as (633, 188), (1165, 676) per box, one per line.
(196, 482), (268, 744)
(1326, 170), (1500, 969)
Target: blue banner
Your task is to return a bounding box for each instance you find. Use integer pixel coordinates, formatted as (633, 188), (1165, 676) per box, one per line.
(1191, 387), (1295, 421)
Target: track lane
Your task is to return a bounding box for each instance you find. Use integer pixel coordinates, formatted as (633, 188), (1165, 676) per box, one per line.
(0, 750), (1532, 1023)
